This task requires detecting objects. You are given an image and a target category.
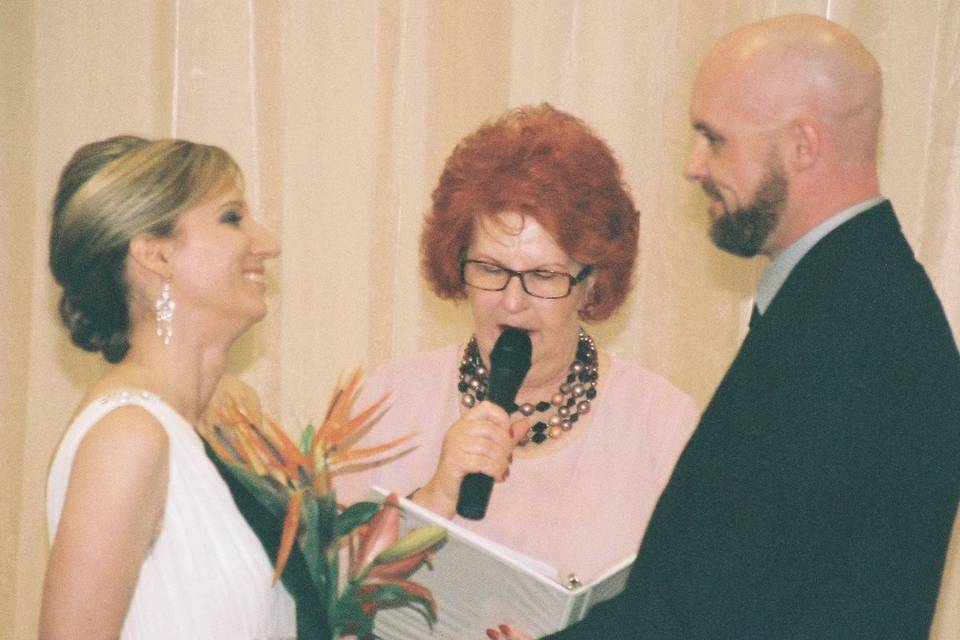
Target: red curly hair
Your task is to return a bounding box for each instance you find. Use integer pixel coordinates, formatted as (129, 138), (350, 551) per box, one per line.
(421, 103), (639, 322)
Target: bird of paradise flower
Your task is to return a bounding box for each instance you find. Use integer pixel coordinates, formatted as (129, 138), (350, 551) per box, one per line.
(201, 369), (446, 639)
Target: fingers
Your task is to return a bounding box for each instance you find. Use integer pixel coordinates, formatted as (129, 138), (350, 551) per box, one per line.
(509, 417), (530, 445)
(443, 402), (518, 479)
(416, 402), (522, 516)
(485, 624), (534, 640)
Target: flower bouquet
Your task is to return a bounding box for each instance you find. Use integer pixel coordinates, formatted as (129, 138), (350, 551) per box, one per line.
(201, 370), (446, 639)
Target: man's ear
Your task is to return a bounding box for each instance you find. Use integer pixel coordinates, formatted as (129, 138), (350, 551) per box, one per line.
(784, 116), (820, 172)
(129, 233), (173, 279)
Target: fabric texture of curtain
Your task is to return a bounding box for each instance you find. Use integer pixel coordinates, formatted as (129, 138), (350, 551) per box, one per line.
(2, 1), (958, 637)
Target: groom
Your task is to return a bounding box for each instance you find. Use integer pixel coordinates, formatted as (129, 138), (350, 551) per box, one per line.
(529, 14), (960, 639)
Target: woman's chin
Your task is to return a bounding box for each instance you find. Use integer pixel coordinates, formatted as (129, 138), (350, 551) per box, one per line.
(237, 302), (269, 331)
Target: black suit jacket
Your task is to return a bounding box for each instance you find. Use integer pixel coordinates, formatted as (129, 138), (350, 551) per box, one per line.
(549, 202), (960, 638)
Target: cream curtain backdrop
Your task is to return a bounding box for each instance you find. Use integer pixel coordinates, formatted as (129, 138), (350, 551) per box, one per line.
(2, 1), (958, 637)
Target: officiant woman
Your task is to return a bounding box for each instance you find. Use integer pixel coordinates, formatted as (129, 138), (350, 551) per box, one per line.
(40, 136), (296, 639)
(339, 103), (699, 585)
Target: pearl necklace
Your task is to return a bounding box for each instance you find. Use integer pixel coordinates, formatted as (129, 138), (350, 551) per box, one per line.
(458, 329), (599, 446)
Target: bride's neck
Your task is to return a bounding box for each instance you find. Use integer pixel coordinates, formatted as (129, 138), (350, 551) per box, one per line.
(111, 330), (230, 423)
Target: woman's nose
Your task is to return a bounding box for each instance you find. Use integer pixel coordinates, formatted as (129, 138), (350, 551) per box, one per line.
(500, 273), (529, 311)
(252, 220), (281, 258)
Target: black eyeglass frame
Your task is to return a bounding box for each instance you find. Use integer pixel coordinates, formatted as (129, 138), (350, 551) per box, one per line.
(459, 259), (592, 299)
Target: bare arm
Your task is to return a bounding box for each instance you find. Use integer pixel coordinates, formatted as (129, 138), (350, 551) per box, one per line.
(40, 406), (169, 639)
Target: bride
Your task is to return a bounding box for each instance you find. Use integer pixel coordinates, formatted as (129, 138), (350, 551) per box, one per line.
(40, 135), (295, 639)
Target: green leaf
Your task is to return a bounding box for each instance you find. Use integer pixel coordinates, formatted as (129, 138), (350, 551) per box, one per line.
(299, 423), (315, 455)
(299, 493), (340, 591)
(299, 497), (329, 591)
(209, 451), (288, 520)
(360, 582), (438, 627)
(336, 501), (381, 537)
(315, 493), (338, 546)
(333, 593), (368, 633)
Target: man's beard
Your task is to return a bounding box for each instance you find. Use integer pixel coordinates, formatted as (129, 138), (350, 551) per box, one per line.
(707, 161), (788, 257)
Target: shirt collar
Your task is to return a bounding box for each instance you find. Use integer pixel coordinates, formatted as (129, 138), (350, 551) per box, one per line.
(754, 196), (885, 313)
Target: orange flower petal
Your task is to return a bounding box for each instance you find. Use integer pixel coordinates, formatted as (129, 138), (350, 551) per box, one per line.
(323, 393), (389, 448)
(327, 432), (417, 465)
(234, 426), (268, 476)
(273, 488), (303, 583)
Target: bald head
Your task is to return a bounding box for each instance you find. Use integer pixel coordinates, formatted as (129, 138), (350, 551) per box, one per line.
(685, 15), (884, 256)
(702, 14), (882, 162)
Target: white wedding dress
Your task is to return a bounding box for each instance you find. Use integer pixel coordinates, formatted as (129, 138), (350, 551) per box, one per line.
(47, 390), (297, 640)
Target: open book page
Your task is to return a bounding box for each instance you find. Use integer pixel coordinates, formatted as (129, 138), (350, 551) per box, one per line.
(369, 487), (634, 639)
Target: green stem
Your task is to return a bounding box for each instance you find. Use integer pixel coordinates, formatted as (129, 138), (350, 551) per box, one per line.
(327, 546), (340, 638)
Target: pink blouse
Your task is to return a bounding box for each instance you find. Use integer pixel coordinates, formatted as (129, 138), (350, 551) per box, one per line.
(336, 344), (699, 584)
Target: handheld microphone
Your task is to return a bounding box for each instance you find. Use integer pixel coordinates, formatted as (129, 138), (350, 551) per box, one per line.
(456, 327), (532, 520)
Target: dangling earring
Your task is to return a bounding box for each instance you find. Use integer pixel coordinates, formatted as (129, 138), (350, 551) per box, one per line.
(155, 280), (175, 345)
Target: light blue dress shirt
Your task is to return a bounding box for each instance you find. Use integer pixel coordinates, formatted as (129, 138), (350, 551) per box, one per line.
(754, 197), (885, 314)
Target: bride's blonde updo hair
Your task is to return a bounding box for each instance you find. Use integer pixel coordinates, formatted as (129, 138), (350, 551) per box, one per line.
(49, 135), (241, 362)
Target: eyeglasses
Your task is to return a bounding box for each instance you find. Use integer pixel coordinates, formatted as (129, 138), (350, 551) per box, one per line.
(460, 259), (592, 299)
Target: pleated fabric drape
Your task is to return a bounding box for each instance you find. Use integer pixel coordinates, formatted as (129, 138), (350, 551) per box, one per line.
(3, 2), (958, 637)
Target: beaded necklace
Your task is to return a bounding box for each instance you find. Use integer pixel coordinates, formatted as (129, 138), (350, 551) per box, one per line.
(458, 329), (599, 445)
